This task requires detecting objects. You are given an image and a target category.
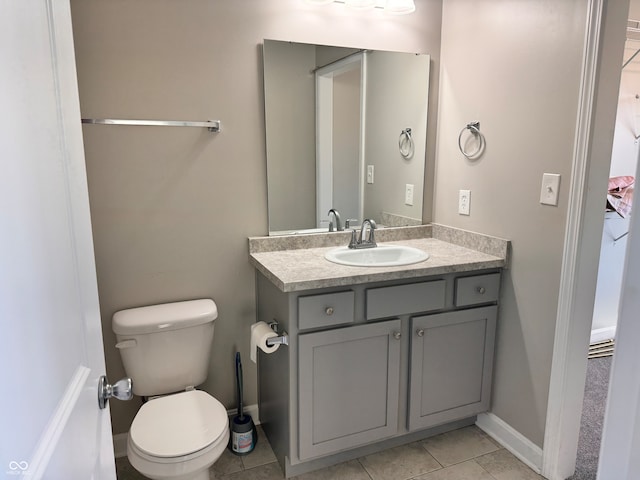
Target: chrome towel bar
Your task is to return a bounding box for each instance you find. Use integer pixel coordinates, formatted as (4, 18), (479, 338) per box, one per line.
(81, 118), (221, 132)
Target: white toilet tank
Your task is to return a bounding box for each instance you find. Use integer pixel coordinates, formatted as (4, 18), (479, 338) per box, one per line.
(112, 299), (218, 397)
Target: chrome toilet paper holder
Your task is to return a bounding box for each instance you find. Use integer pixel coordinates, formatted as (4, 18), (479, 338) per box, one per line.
(267, 320), (289, 347)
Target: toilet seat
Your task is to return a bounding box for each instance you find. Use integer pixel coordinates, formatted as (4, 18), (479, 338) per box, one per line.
(127, 424), (229, 480)
(130, 390), (228, 458)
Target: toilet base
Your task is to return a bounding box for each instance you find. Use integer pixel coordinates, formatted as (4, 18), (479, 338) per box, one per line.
(189, 471), (209, 480)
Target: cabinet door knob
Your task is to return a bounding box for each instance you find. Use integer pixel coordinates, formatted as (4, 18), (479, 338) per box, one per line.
(325, 307), (334, 316)
(392, 331), (401, 340)
(416, 329), (424, 337)
(476, 286), (486, 294)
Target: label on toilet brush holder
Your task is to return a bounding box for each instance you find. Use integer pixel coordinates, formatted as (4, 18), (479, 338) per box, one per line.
(232, 430), (253, 453)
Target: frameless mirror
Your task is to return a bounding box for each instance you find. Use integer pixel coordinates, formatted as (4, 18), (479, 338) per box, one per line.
(263, 39), (430, 235)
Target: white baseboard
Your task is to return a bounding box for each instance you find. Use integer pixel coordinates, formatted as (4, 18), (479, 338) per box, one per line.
(113, 433), (128, 458)
(476, 412), (543, 474)
(112, 403), (260, 458)
(590, 326), (616, 344)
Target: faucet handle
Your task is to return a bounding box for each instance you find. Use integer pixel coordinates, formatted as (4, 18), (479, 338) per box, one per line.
(348, 229), (359, 249)
(345, 219), (359, 229)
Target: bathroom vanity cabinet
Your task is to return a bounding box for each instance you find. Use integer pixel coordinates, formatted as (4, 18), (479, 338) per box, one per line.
(255, 268), (501, 477)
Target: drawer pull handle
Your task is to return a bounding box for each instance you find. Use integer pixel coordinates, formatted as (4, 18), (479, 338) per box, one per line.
(392, 331), (401, 340)
(325, 307), (334, 316)
(476, 286), (486, 294)
(416, 329), (424, 337)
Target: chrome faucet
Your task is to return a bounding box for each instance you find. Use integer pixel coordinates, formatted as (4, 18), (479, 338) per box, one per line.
(328, 209), (343, 232)
(349, 218), (377, 249)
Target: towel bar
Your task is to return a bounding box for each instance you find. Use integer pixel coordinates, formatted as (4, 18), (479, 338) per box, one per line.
(81, 118), (221, 132)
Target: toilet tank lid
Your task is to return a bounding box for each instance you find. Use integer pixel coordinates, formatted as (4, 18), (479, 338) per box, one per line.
(112, 299), (218, 335)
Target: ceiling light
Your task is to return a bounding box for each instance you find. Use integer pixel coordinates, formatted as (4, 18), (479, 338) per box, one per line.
(384, 0), (416, 15)
(302, 0), (416, 15)
(345, 0), (377, 10)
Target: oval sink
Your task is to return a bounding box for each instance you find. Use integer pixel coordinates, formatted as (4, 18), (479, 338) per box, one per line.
(324, 245), (429, 267)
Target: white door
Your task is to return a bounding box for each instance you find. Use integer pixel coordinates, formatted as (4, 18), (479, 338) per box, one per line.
(0, 1), (117, 479)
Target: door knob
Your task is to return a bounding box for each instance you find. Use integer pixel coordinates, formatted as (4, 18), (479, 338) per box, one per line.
(98, 375), (133, 409)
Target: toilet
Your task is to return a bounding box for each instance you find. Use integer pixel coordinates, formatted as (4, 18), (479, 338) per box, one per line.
(112, 299), (230, 480)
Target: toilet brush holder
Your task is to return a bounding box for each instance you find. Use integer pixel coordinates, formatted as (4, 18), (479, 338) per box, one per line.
(229, 352), (257, 455)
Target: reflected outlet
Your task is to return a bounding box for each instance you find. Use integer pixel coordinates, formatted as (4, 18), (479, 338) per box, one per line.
(405, 184), (414, 206)
(459, 190), (471, 215)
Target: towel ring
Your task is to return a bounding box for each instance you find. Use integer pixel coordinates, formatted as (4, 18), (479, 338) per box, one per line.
(399, 128), (414, 159)
(458, 122), (485, 159)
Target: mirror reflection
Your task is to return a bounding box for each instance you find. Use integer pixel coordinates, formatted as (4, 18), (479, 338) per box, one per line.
(263, 39), (430, 235)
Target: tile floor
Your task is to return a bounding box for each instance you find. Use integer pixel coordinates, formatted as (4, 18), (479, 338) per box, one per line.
(115, 425), (544, 480)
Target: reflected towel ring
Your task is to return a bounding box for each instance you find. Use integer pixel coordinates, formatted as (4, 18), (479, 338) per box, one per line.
(458, 121), (485, 159)
(399, 128), (414, 159)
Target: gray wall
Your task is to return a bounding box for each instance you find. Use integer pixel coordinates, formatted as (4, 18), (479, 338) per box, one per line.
(364, 51), (429, 223)
(435, 0), (589, 447)
(264, 41), (317, 232)
(69, 0), (442, 436)
(332, 67), (361, 221)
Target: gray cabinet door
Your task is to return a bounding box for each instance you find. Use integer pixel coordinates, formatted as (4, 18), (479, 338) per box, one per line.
(298, 319), (401, 460)
(408, 306), (497, 431)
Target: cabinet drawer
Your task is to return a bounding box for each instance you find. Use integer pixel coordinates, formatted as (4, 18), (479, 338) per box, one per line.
(455, 273), (500, 307)
(366, 280), (445, 320)
(298, 291), (355, 330)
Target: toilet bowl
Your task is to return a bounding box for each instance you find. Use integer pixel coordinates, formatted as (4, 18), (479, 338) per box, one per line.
(127, 390), (229, 480)
(113, 299), (230, 480)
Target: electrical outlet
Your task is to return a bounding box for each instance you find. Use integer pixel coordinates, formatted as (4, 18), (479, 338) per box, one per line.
(459, 190), (471, 215)
(540, 173), (561, 206)
(367, 165), (374, 184)
(405, 184), (414, 206)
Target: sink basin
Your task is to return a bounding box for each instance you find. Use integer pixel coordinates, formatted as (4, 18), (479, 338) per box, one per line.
(324, 245), (429, 267)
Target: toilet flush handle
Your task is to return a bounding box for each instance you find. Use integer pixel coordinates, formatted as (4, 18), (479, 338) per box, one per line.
(98, 375), (133, 409)
(115, 339), (137, 349)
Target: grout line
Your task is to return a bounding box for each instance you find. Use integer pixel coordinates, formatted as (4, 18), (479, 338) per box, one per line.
(474, 459), (501, 480)
(356, 457), (375, 480)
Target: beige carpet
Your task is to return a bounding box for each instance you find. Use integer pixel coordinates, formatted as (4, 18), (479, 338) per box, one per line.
(568, 355), (612, 480)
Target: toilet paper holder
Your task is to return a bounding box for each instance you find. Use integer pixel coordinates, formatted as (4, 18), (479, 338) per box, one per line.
(266, 321), (289, 347)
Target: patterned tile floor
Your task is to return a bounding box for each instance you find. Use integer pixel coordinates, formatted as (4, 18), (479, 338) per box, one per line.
(116, 425), (543, 480)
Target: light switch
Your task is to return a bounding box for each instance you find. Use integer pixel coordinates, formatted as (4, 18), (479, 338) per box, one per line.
(540, 173), (561, 206)
(367, 165), (374, 184)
